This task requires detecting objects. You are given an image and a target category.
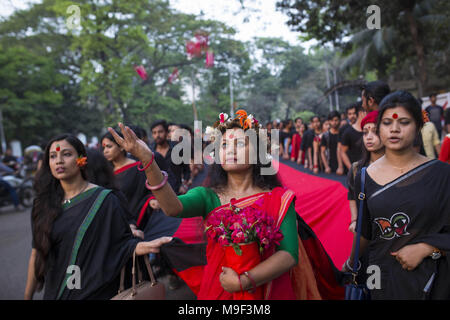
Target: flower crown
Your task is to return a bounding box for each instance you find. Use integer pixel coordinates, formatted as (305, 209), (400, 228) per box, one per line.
(204, 109), (274, 161)
(204, 109), (262, 138)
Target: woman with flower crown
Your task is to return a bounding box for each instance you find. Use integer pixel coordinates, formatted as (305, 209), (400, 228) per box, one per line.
(108, 110), (344, 300)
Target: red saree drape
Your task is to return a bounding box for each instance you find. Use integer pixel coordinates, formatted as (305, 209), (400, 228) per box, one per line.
(181, 187), (325, 300)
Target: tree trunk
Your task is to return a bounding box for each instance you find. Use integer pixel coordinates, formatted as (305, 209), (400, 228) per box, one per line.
(405, 7), (427, 97)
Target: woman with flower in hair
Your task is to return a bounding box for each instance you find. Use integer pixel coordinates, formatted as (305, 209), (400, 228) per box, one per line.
(108, 110), (344, 300)
(24, 134), (172, 300)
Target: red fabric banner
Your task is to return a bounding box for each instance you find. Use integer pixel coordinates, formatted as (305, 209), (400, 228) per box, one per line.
(275, 160), (353, 268)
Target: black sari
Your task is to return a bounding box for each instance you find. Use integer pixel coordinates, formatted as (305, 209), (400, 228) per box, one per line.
(356, 159), (450, 299)
(33, 187), (139, 300)
(114, 162), (153, 228)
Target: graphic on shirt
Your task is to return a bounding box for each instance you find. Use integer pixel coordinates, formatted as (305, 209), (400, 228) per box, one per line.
(374, 212), (410, 240)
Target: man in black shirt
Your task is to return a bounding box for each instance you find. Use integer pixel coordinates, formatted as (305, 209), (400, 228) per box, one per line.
(300, 116), (321, 171)
(321, 111), (341, 173)
(149, 120), (191, 195)
(340, 104), (366, 170)
(426, 94), (444, 139)
(336, 103), (358, 175)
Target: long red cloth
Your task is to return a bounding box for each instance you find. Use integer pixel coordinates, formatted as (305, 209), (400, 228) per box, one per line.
(275, 160), (353, 268)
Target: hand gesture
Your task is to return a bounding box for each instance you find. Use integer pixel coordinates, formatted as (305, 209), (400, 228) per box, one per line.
(108, 123), (153, 162)
(135, 237), (173, 256)
(390, 243), (434, 271)
(220, 267), (240, 293)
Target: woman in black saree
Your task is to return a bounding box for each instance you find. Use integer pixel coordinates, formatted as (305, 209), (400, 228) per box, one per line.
(343, 91), (450, 299)
(102, 131), (175, 232)
(24, 134), (171, 300)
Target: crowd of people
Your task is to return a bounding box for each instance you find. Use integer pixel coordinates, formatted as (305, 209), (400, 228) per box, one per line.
(18, 78), (450, 301)
(270, 84), (450, 174)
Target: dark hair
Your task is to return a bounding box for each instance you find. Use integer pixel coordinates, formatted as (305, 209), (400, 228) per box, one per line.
(377, 90), (424, 133)
(205, 120), (282, 193)
(101, 131), (127, 157)
(127, 125), (144, 140)
(345, 103), (357, 114)
(428, 93), (437, 99)
(347, 101), (363, 115)
(85, 148), (117, 190)
(328, 111), (340, 121)
(294, 117), (302, 123)
(32, 134), (87, 290)
(282, 119), (291, 128)
(178, 124), (193, 136)
(151, 120), (169, 132)
(311, 115), (320, 123)
(361, 80), (391, 105)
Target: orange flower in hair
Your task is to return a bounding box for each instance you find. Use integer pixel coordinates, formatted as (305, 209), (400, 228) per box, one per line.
(422, 110), (430, 123)
(76, 155), (88, 168)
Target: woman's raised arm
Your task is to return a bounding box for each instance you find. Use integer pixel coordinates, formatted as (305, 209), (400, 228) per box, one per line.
(108, 123), (182, 217)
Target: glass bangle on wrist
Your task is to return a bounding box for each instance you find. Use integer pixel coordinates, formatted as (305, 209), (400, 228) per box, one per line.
(145, 170), (168, 191)
(345, 258), (361, 272)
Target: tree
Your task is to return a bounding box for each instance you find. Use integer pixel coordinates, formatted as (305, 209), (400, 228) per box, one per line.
(277, 0), (450, 95)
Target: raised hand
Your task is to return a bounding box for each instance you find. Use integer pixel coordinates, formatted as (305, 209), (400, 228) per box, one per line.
(108, 123), (152, 161)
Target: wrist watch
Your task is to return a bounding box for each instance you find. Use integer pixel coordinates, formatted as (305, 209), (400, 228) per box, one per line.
(430, 249), (442, 260)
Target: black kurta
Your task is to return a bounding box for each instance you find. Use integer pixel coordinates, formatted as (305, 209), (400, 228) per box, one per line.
(356, 159), (450, 299)
(32, 187), (139, 300)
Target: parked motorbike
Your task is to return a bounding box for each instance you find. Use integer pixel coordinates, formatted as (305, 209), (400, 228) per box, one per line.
(0, 163), (34, 209)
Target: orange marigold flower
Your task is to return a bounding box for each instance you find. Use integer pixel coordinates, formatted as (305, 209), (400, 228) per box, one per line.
(76, 156), (88, 168)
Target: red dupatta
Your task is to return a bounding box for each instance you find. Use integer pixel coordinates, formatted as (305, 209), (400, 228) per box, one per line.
(195, 187), (311, 300)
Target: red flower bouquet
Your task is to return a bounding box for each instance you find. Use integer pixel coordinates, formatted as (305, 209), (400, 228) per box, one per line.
(205, 200), (283, 299)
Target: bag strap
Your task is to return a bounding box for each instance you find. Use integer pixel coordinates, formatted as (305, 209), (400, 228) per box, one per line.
(353, 167), (366, 273)
(56, 189), (112, 300)
(118, 250), (159, 296)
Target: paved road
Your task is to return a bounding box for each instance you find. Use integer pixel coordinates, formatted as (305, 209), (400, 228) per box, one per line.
(0, 204), (195, 300)
(0, 206), (42, 300)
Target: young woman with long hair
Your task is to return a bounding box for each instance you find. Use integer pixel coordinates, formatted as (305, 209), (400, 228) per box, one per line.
(108, 110), (344, 300)
(24, 134), (171, 300)
(343, 91), (450, 299)
(102, 131), (167, 231)
(347, 111), (385, 234)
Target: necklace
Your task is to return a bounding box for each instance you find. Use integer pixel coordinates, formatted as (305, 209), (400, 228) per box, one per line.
(63, 182), (89, 205)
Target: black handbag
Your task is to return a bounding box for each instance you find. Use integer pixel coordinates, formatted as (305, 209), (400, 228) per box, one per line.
(345, 167), (370, 300)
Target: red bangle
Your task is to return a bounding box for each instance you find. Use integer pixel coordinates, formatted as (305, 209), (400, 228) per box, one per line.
(313, 165), (318, 169)
(145, 171), (168, 191)
(137, 153), (154, 171)
(238, 275), (244, 293)
(242, 271), (256, 293)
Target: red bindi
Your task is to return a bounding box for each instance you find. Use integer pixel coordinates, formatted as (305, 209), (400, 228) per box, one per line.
(392, 113), (398, 119)
(229, 134), (234, 139)
(56, 144), (61, 152)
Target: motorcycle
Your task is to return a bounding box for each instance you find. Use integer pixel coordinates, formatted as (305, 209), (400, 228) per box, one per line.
(0, 163), (34, 209)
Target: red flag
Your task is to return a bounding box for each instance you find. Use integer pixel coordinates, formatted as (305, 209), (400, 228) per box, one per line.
(134, 65), (148, 80)
(205, 50), (214, 68)
(168, 67), (179, 84)
(194, 32), (209, 51)
(186, 41), (202, 58)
